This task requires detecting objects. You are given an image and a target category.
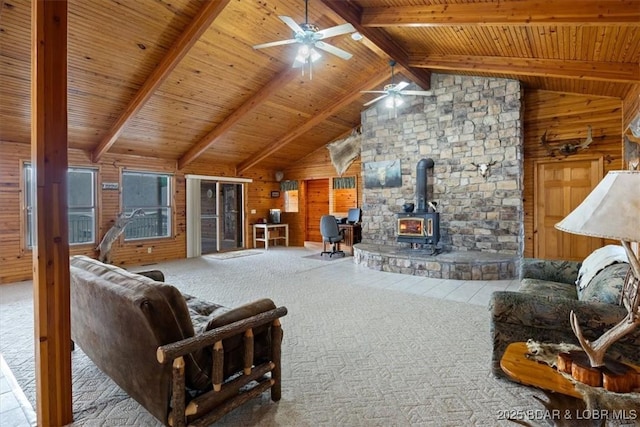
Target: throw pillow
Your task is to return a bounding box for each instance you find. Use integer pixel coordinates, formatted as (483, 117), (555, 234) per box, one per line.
(578, 263), (629, 304)
(576, 245), (628, 290)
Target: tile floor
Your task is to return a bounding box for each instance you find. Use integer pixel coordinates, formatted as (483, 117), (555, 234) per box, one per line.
(0, 249), (522, 426)
(0, 354), (36, 427)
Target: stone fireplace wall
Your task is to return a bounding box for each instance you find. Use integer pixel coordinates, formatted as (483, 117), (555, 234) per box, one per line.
(360, 73), (524, 255)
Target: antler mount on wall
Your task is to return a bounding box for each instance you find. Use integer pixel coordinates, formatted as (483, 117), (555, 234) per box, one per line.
(541, 125), (594, 158)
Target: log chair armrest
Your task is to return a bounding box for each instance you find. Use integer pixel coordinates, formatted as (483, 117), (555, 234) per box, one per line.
(157, 306), (288, 364)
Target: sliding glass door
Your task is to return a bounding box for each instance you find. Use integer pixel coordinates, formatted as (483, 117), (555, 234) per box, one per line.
(200, 181), (218, 254)
(186, 176), (249, 257)
(220, 183), (243, 251)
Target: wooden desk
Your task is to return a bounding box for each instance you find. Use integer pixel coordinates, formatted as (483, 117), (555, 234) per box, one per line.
(338, 223), (361, 255)
(500, 342), (640, 399)
(253, 223), (288, 249)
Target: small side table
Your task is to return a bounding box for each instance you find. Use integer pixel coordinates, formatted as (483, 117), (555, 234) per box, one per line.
(253, 223), (288, 250)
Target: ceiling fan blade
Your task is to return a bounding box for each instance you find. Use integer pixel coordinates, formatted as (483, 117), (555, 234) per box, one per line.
(395, 81), (410, 91)
(363, 94), (389, 107)
(360, 90), (388, 94)
(399, 90), (432, 96)
(316, 23), (356, 40)
(253, 38), (298, 50)
(314, 41), (352, 60)
(279, 16), (304, 34)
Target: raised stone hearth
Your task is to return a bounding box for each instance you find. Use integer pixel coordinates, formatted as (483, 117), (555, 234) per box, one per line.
(354, 243), (518, 280)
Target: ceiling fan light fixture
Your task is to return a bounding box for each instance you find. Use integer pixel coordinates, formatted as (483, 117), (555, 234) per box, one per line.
(297, 44), (311, 59)
(310, 48), (321, 62)
(385, 95), (403, 108)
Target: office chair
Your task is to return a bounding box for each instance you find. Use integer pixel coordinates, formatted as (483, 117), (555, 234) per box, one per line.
(320, 215), (345, 257)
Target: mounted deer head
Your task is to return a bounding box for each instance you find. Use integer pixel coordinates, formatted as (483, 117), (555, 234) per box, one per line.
(470, 160), (497, 177)
(541, 125), (593, 157)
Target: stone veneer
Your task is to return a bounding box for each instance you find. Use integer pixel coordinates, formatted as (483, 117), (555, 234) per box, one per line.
(355, 73), (524, 279)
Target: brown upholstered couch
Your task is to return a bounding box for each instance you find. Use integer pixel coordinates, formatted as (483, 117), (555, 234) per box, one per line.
(70, 255), (287, 427)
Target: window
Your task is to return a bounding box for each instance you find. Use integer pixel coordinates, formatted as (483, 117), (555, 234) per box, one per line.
(68, 168), (97, 244)
(122, 171), (172, 240)
(280, 180), (299, 213)
(24, 164), (97, 247)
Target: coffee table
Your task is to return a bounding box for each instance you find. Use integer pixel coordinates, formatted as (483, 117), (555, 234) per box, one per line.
(500, 342), (582, 398)
(500, 342), (640, 398)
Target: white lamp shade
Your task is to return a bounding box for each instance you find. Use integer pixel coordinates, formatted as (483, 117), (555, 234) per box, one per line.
(555, 171), (640, 242)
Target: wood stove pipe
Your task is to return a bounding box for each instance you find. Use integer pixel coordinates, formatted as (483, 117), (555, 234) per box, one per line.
(416, 158), (434, 213)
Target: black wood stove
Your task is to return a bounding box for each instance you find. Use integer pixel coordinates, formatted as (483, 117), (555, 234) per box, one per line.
(397, 158), (440, 254)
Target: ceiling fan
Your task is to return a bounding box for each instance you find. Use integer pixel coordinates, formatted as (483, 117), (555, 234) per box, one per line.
(252, 0), (356, 77)
(361, 60), (431, 112)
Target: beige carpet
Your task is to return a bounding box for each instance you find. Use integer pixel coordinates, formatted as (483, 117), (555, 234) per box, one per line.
(204, 249), (263, 260)
(0, 247), (612, 426)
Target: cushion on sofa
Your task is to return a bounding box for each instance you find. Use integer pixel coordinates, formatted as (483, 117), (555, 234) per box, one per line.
(576, 245), (628, 289)
(578, 262), (629, 305)
(519, 278), (577, 300)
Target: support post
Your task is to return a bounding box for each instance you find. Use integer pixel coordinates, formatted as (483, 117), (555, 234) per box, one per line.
(31, 0), (73, 425)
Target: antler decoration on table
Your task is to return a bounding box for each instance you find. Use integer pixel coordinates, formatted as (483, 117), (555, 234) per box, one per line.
(570, 240), (640, 367)
(541, 125), (593, 157)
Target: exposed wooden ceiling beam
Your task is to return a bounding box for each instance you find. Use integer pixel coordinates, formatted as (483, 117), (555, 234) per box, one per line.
(91, 0), (231, 163)
(178, 67), (300, 170)
(409, 54), (640, 84)
(320, 0), (431, 91)
(361, 1), (640, 27)
(235, 67), (392, 174)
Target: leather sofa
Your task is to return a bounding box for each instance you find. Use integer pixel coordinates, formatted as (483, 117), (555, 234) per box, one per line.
(489, 248), (640, 378)
(69, 255), (287, 426)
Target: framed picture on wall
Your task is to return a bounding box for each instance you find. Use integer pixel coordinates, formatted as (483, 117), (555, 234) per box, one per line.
(364, 160), (402, 188)
(270, 191), (280, 198)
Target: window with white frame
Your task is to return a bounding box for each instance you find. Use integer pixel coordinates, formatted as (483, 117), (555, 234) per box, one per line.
(23, 164), (97, 248)
(122, 171), (172, 240)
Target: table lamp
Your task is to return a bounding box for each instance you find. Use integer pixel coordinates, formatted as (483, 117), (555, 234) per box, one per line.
(555, 170), (640, 368)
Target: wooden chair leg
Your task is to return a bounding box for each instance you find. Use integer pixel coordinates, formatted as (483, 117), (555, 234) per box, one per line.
(171, 357), (186, 427)
(270, 319), (283, 401)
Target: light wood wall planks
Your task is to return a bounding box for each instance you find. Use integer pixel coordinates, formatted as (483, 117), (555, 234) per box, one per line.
(523, 90), (623, 257)
(0, 141), (281, 284)
(282, 146), (362, 247)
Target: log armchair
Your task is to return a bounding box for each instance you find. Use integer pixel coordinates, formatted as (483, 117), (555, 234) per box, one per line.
(69, 255), (287, 426)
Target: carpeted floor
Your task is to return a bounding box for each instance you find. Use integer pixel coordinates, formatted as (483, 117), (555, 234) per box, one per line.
(204, 249), (263, 260)
(0, 247), (601, 426)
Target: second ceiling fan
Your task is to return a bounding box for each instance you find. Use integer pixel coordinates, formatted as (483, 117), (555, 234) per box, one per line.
(252, 0), (356, 77)
(362, 60), (431, 110)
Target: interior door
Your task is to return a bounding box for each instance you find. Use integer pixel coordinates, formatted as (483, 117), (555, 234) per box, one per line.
(535, 158), (603, 260)
(305, 179), (329, 242)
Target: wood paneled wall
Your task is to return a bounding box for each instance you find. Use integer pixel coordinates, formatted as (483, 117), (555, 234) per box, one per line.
(622, 84), (640, 133)
(282, 146), (362, 247)
(0, 141), (279, 283)
(522, 90), (623, 257)
(2, 89), (628, 281)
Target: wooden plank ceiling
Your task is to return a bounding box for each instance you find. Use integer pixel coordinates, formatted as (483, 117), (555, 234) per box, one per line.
(1, 0), (638, 174)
